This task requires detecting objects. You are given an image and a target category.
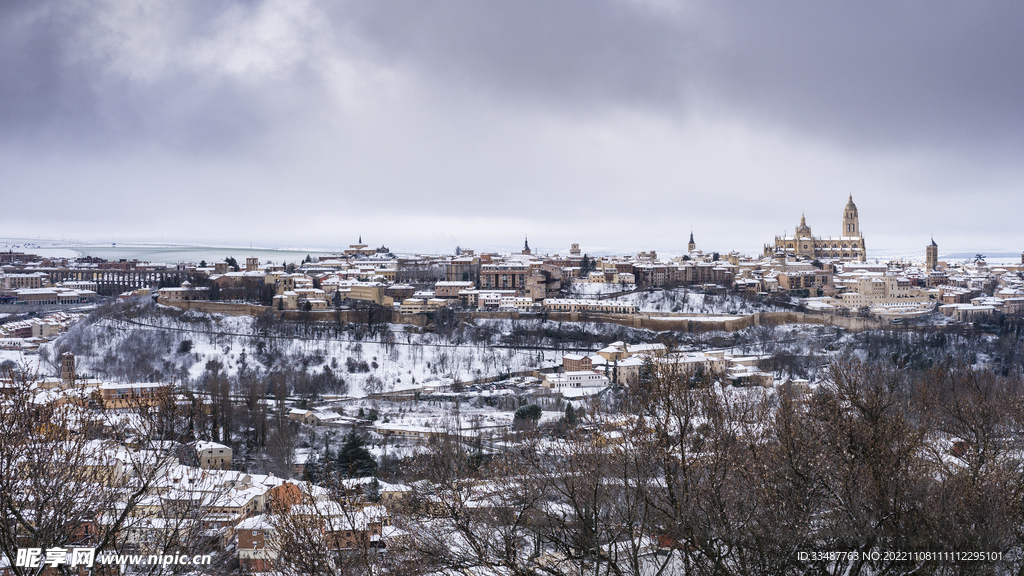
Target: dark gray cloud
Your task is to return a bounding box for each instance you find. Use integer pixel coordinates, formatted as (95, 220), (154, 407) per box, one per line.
(335, 0), (1024, 154)
(0, 1), (317, 154)
(10, 0), (1022, 155)
(0, 0), (1022, 254)
(704, 2), (1024, 154)
(333, 0), (697, 109)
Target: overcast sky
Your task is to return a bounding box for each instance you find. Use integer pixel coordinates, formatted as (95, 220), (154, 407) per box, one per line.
(2, 0), (1022, 257)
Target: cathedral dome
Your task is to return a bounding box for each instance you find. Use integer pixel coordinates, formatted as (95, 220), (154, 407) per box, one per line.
(845, 194), (858, 212)
(795, 213), (812, 237)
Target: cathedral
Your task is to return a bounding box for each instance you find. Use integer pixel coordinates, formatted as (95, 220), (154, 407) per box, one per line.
(765, 195), (867, 262)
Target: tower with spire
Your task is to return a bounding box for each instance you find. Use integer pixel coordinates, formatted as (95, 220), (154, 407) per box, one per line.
(843, 194), (861, 237)
(793, 212), (815, 258)
(926, 237), (938, 271)
(765, 196), (867, 262)
(522, 236), (531, 255)
(688, 229), (696, 253)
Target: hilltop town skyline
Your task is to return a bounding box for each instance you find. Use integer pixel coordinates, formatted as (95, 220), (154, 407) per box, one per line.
(3, 2), (1024, 573)
(3, 192), (1022, 266)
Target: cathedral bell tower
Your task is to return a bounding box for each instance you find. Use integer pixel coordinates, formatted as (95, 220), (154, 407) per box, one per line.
(843, 194), (861, 237)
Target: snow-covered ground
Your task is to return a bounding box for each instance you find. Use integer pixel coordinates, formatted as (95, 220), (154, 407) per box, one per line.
(605, 288), (783, 315)
(0, 349), (44, 373)
(565, 282), (635, 297)
(43, 304), (568, 398)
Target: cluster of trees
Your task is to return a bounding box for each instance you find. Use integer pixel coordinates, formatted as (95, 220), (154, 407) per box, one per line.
(578, 254), (595, 277)
(303, 430), (379, 484)
(195, 358), (330, 476)
(0, 366), (235, 575)
(374, 355), (1024, 576)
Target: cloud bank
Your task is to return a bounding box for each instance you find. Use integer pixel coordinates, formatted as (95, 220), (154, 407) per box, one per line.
(2, 0), (1022, 255)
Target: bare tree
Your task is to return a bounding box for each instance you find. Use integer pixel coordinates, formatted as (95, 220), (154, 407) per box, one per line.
(0, 366), (224, 575)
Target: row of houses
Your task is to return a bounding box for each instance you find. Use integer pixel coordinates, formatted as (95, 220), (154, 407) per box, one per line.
(0, 312), (83, 341)
(543, 341), (773, 393)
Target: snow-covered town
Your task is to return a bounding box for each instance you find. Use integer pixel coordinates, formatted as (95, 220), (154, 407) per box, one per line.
(4, 197), (1024, 574)
(5, 2), (1024, 573)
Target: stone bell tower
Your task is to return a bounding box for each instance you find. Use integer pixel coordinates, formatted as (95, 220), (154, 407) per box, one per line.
(843, 194), (861, 237)
(61, 352), (76, 387)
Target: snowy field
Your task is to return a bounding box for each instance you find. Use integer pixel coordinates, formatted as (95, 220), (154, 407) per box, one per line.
(0, 349), (44, 374)
(606, 288), (783, 315)
(40, 303), (571, 398)
(565, 282), (634, 297)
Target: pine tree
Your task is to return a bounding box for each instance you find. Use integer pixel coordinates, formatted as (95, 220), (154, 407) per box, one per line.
(565, 403), (578, 427)
(322, 445), (336, 475)
(365, 478), (382, 503)
(303, 452), (321, 483)
(337, 430), (378, 478)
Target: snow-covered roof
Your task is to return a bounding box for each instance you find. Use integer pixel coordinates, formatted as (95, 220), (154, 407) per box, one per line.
(195, 441), (230, 452)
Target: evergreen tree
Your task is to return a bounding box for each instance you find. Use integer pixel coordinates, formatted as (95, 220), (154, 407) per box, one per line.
(365, 478), (382, 503)
(513, 404), (543, 430)
(514, 404), (542, 422)
(579, 254), (594, 277)
(337, 430), (378, 478)
(565, 403), (578, 427)
(303, 452), (321, 483)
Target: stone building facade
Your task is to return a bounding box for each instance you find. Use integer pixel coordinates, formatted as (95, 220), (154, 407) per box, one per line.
(766, 196), (867, 262)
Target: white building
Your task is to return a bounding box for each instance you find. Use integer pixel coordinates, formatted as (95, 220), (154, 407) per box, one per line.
(542, 370), (610, 389)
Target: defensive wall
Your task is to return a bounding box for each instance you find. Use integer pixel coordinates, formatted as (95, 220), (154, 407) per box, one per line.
(157, 297), (432, 327)
(460, 310), (883, 333)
